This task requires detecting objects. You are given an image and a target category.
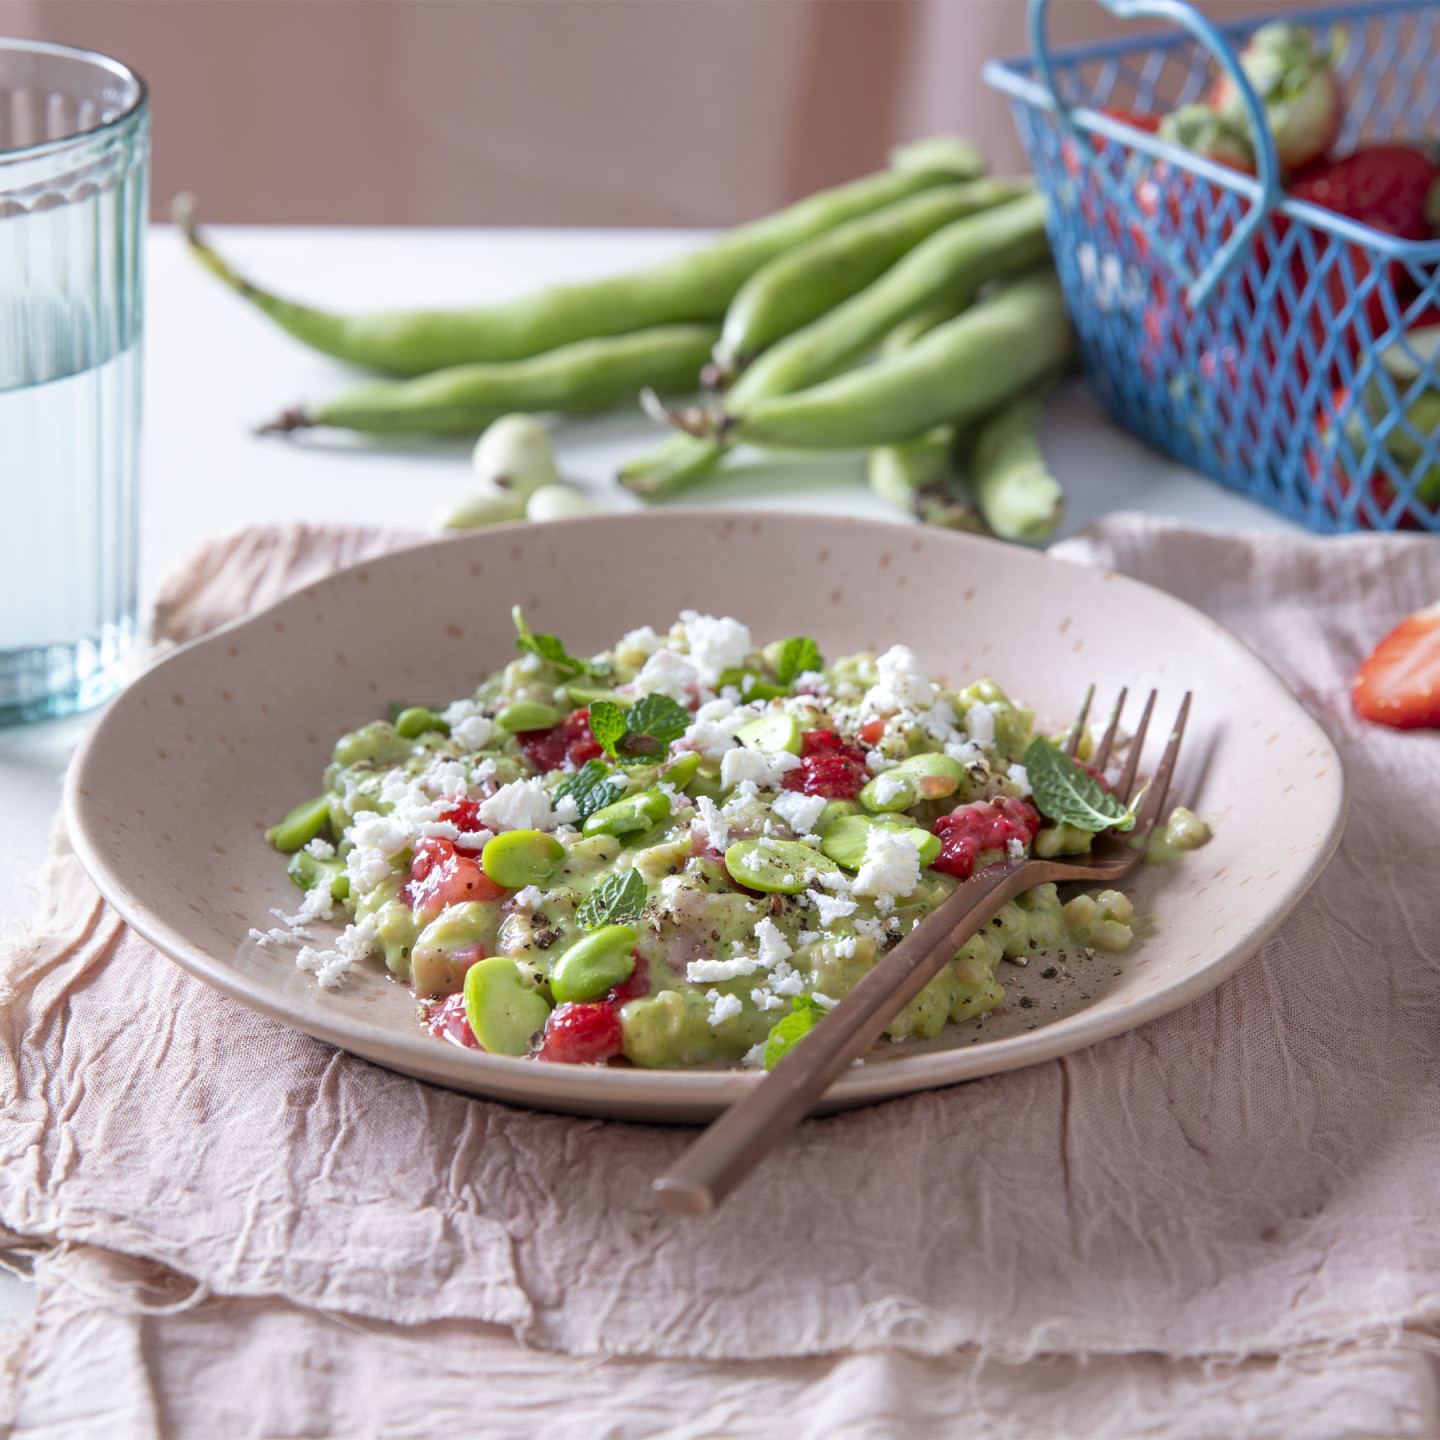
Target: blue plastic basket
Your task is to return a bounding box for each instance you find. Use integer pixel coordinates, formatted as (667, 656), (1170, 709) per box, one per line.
(985, 0), (1440, 532)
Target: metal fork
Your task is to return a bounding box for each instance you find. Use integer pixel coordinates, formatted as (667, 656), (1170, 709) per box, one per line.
(652, 688), (1191, 1216)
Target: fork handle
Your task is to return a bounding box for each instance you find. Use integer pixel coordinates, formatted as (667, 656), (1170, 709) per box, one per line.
(652, 859), (1040, 1216)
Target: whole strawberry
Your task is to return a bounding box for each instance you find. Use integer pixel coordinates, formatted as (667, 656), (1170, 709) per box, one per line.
(1288, 144), (1440, 239)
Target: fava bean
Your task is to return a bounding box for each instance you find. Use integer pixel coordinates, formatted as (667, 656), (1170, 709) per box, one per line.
(463, 957), (552, 1055)
(724, 838), (840, 894)
(735, 712), (802, 754)
(659, 750), (702, 789)
(439, 484), (527, 531)
(821, 814), (941, 870)
(265, 795), (331, 853)
(286, 849), (349, 900)
(583, 789), (671, 840)
(549, 924), (638, 1004)
(263, 325), (720, 437)
(859, 753), (966, 812)
(482, 829), (565, 888)
(179, 152), (982, 376)
(471, 413), (559, 496)
(394, 706), (450, 739)
(496, 700), (561, 733)
(525, 484), (605, 521)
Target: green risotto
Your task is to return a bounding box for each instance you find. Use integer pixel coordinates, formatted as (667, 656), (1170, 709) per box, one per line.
(258, 609), (1208, 1068)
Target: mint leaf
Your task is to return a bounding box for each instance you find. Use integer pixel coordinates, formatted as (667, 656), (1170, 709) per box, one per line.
(589, 693), (690, 762)
(553, 759), (626, 823)
(775, 636), (822, 688)
(1022, 735), (1141, 833)
(625, 694), (690, 746)
(511, 605), (608, 680)
(576, 868), (648, 930)
(764, 994), (830, 1069)
(587, 700), (629, 758)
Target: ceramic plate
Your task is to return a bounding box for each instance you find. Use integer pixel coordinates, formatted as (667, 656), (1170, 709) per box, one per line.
(65, 511), (1346, 1122)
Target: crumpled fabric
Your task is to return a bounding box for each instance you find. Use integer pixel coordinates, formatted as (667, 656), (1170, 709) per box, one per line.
(2, 517), (1439, 1434)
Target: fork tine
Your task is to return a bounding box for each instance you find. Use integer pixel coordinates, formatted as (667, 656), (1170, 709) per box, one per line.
(1064, 684), (1095, 758)
(1091, 687), (1128, 772)
(1133, 692), (1191, 830)
(1115, 689), (1157, 804)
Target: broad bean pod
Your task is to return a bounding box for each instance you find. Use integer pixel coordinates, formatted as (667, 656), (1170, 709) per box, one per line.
(263, 324), (718, 437)
(620, 193), (1050, 497)
(713, 270), (1072, 450)
(177, 146), (982, 377)
(972, 386), (1065, 543)
(709, 177), (1030, 386)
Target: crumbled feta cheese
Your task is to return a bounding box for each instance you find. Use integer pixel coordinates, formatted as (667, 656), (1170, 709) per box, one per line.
(814, 893), (857, 926)
(742, 1042), (767, 1069)
(750, 987), (784, 1011)
(771, 790), (827, 836)
(772, 969), (805, 997)
(813, 993), (838, 1010)
(477, 777), (554, 832)
(797, 930), (821, 946)
(721, 780), (761, 816)
(720, 746), (800, 792)
(618, 624), (663, 658)
(634, 647), (700, 701)
(688, 956), (757, 982)
(295, 945), (352, 989)
(918, 696), (959, 744)
(754, 918), (792, 968)
(1009, 762), (1031, 797)
(945, 738), (988, 768)
(441, 697), (481, 728)
(1007, 837), (1026, 859)
(452, 714), (496, 751)
(303, 837), (335, 860)
(966, 702), (997, 748)
(816, 870), (854, 892)
(874, 773), (911, 807)
(455, 828), (494, 850)
(708, 992), (743, 1025)
(794, 669), (830, 697)
(866, 749), (898, 773)
(852, 915), (886, 941)
(678, 611), (754, 685)
(853, 826), (921, 902)
(336, 915), (378, 963)
(832, 936), (858, 959)
(681, 714), (743, 760)
(693, 795), (731, 853)
(862, 644), (935, 717)
(512, 886), (546, 909)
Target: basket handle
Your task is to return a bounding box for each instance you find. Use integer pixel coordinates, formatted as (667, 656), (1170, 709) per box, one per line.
(1028, 0), (1282, 309)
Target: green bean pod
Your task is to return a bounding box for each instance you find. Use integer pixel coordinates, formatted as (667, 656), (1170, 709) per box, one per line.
(718, 271), (1072, 451)
(264, 324), (718, 436)
(177, 147), (984, 377)
(709, 178), (1030, 386)
(619, 194), (1050, 498)
(971, 388), (1065, 544)
(867, 426), (986, 532)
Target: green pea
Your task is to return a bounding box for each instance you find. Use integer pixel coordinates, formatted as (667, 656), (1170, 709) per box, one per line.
(265, 795), (331, 853)
(821, 813), (940, 871)
(463, 957), (552, 1056)
(724, 838), (840, 894)
(394, 706), (450, 739)
(583, 789), (671, 840)
(285, 849), (349, 899)
(481, 829), (565, 888)
(496, 700), (561, 733)
(549, 924), (638, 1004)
(660, 750), (702, 788)
(735, 712), (802, 755)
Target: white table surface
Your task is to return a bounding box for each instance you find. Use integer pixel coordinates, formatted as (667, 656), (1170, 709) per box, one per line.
(0, 222), (1301, 1330)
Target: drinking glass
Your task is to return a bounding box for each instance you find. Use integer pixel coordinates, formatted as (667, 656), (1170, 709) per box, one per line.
(0, 39), (148, 726)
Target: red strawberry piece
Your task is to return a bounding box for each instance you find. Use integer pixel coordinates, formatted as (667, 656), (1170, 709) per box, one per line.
(517, 706), (604, 773)
(426, 991), (480, 1049)
(931, 798), (1043, 882)
(782, 728), (869, 800)
(608, 955), (650, 1004)
(1353, 601), (1440, 729)
(402, 837), (508, 915)
(538, 1002), (624, 1064)
(1289, 146), (1440, 241)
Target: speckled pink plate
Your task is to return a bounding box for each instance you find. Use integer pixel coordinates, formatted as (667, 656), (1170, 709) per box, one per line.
(65, 511), (1345, 1122)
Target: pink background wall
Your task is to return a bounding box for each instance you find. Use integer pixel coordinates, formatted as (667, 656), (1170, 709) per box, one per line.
(0, 0), (1311, 226)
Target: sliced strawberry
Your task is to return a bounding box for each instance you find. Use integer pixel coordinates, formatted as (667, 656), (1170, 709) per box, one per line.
(1353, 601), (1440, 729)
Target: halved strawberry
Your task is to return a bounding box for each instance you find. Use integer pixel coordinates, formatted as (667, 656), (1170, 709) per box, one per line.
(1353, 601), (1440, 729)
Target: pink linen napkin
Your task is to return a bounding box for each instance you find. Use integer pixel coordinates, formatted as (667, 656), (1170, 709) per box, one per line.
(3, 516), (1439, 1431)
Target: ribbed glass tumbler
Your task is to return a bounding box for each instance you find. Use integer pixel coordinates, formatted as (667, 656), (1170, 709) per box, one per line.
(0, 39), (148, 726)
